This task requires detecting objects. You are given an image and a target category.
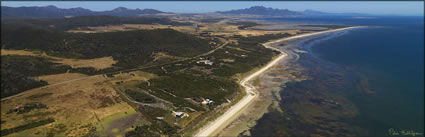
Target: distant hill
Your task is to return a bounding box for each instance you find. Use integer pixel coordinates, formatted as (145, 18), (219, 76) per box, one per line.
(1, 5), (165, 18)
(217, 6), (302, 16)
(216, 6), (373, 17)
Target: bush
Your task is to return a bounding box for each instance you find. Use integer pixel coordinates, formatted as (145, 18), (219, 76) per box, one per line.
(125, 89), (156, 103)
(1, 118), (55, 136)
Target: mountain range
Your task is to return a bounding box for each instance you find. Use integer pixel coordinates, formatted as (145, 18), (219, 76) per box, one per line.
(217, 6), (302, 16)
(1, 5), (165, 18)
(1, 5), (371, 18)
(217, 6), (372, 17)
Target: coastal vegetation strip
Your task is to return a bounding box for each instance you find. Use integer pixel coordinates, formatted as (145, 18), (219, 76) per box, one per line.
(195, 26), (362, 136)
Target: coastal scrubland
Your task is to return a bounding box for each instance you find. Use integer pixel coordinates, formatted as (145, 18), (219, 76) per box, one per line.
(0, 15), (330, 137)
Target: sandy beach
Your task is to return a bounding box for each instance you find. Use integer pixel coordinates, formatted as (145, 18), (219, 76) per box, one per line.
(194, 26), (363, 137)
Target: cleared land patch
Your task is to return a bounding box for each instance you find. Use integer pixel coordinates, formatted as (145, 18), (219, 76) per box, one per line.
(1, 49), (117, 70)
(1, 49), (41, 56)
(67, 24), (198, 34)
(37, 73), (88, 85)
(109, 71), (157, 86)
(0, 74), (140, 137)
(54, 57), (117, 70)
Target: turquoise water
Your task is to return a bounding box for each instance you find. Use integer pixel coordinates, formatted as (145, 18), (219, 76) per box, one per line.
(248, 16), (424, 136)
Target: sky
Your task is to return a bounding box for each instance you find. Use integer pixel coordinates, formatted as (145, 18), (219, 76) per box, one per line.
(2, 1), (424, 16)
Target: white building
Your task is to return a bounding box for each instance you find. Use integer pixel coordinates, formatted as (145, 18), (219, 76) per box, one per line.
(201, 98), (214, 105)
(197, 60), (213, 65)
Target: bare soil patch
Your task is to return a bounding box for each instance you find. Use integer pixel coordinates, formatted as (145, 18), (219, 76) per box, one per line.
(0, 74), (142, 136)
(55, 56), (117, 70)
(2, 49), (117, 70)
(1, 49), (41, 56)
(37, 73), (88, 85)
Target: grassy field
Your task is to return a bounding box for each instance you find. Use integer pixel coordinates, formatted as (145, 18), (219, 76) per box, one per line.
(95, 108), (139, 137)
(1, 49), (118, 70)
(37, 73), (88, 85)
(0, 70), (157, 137)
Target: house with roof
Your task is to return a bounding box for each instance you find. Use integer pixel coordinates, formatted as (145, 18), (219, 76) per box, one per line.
(201, 98), (214, 105)
(173, 111), (189, 118)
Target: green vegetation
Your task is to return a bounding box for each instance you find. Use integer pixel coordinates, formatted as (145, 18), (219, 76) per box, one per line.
(96, 109), (137, 134)
(126, 32), (293, 136)
(1, 55), (71, 77)
(210, 33), (290, 77)
(0, 55), (93, 98)
(2, 16), (298, 137)
(137, 106), (168, 120)
(2, 16), (190, 31)
(138, 81), (205, 111)
(0, 118), (55, 136)
(2, 26), (211, 67)
(140, 73), (238, 104)
(125, 125), (159, 137)
(125, 89), (156, 103)
(125, 106), (177, 137)
(228, 21), (260, 30)
(1, 55), (59, 98)
(125, 120), (177, 137)
(1, 18), (213, 98)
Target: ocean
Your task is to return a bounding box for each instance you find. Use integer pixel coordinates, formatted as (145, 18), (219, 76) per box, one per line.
(246, 16), (424, 136)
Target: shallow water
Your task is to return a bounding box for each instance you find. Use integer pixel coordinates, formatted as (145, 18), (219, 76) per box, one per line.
(245, 16), (424, 137)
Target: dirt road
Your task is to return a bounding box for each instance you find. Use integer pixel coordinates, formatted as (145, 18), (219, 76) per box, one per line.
(1, 40), (228, 101)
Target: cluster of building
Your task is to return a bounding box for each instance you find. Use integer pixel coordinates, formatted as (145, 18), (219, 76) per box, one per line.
(196, 60), (213, 65)
(196, 57), (214, 65)
(171, 98), (214, 118)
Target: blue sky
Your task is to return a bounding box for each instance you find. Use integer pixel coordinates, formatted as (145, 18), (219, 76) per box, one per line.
(2, 1), (424, 16)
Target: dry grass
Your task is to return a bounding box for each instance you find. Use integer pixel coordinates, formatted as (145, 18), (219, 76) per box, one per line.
(37, 73), (88, 85)
(0, 70), (157, 136)
(65, 21), (300, 40)
(67, 24), (197, 34)
(225, 46), (251, 53)
(177, 111), (203, 128)
(151, 52), (186, 62)
(221, 59), (235, 63)
(1, 49), (117, 70)
(54, 57), (117, 70)
(1, 49), (41, 56)
(109, 71), (157, 86)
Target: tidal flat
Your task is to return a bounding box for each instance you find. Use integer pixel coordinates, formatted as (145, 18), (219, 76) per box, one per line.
(216, 30), (363, 136)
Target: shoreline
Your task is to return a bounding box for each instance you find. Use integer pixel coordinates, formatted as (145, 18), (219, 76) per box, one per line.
(194, 26), (364, 137)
